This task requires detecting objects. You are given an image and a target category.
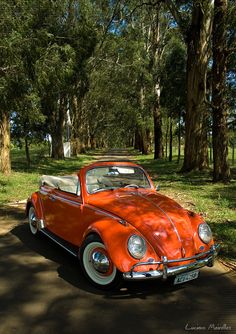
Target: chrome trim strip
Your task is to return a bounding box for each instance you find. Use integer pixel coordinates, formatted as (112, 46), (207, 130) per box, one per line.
(52, 195), (82, 207)
(39, 188), (82, 207)
(123, 244), (220, 281)
(40, 229), (78, 257)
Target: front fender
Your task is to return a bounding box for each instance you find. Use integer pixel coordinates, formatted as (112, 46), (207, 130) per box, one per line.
(83, 219), (159, 273)
(26, 192), (44, 220)
(187, 211), (214, 251)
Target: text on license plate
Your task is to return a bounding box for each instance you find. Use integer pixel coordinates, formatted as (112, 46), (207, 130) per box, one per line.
(174, 270), (199, 285)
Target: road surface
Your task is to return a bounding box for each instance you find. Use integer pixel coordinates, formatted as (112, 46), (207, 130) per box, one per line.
(0, 205), (235, 334)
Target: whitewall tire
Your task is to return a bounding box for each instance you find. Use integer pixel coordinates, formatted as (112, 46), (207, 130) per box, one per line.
(28, 206), (39, 236)
(80, 235), (122, 289)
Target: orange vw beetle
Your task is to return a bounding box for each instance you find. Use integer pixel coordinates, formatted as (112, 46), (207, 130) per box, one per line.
(26, 161), (220, 289)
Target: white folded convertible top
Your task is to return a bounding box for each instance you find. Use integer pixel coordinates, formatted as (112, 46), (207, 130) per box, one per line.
(40, 175), (78, 193)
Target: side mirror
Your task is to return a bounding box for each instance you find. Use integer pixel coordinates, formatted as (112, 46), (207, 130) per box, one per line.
(156, 184), (161, 191)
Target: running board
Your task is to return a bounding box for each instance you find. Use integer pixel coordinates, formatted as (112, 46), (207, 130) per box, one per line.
(40, 228), (79, 257)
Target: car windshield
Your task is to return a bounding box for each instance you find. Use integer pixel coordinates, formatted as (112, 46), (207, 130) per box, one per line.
(86, 165), (151, 194)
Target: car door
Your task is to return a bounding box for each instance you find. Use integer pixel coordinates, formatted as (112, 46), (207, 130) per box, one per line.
(40, 177), (84, 246)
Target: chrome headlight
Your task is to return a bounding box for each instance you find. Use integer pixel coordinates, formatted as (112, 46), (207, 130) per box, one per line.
(128, 235), (146, 259)
(198, 223), (212, 244)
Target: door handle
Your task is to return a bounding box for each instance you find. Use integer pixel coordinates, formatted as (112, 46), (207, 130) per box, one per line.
(49, 195), (56, 202)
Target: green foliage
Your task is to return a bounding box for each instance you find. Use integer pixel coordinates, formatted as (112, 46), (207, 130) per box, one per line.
(1, 0), (97, 159)
(0, 0), (235, 174)
(161, 36), (186, 115)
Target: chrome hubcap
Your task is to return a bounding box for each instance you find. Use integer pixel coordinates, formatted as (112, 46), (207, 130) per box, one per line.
(91, 251), (110, 274)
(31, 215), (37, 228)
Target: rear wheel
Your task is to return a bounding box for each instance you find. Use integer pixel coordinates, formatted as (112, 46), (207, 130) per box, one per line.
(80, 235), (122, 289)
(28, 206), (39, 236)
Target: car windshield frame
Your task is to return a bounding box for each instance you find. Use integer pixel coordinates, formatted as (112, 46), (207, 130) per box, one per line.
(85, 165), (151, 194)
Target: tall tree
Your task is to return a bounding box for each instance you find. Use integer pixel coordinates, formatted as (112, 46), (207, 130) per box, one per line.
(166, 0), (214, 171)
(161, 35), (186, 162)
(150, 3), (164, 159)
(212, 0), (231, 181)
(24, 0), (96, 158)
(0, 1), (21, 174)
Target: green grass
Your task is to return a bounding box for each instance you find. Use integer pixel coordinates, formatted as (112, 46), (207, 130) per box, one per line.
(0, 146), (95, 204)
(0, 146), (236, 262)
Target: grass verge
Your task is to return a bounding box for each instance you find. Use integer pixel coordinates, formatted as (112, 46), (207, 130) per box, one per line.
(0, 147), (235, 262)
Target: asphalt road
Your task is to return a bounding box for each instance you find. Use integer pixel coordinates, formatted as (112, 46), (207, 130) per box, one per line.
(0, 205), (236, 334)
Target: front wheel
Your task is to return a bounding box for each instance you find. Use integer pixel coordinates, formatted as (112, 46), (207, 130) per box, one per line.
(28, 206), (39, 236)
(79, 235), (122, 290)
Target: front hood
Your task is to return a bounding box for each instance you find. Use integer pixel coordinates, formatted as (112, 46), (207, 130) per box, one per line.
(87, 189), (198, 260)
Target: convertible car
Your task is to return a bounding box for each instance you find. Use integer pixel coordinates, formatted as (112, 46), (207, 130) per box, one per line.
(26, 161), (220, 289)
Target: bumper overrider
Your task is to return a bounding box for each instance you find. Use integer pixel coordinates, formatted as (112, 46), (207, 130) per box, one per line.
(123, 244), (220, 280)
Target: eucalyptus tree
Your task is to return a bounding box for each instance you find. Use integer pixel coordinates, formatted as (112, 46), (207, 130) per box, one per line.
(212, 0), (230, 181)
(121, 1), (174, 156)
(211, 0), (236, 181)
(11, 92), (45, 167)
(166, 0), (214, 171)
(83, 29), (139, 149)
(161, 35), (186, 162)
(26, 0), (96, 159)
(0, 1), (25, 174)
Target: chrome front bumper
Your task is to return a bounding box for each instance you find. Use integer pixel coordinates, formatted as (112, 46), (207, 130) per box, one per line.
(123, 244), (220, 281)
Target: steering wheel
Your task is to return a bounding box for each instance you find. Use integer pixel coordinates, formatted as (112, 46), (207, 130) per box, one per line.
(124, 184), (139, 189)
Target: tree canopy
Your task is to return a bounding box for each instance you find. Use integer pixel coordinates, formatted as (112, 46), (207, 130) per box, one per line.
(0, 0), (235, 181)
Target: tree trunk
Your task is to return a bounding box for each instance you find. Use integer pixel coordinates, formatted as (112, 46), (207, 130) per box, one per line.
(232, 144), (234, 166)
(151, 6), (163, 160)
(90, 133), (96, 149)
(134, 127), (141, 151)
(177, 109), (181, 163)
(182, 1), (213, 172)
(165, 116), (169, 159)
(51, 97), (65, 159)
(153, 95), (163, 158)
(209, 136), (212, 164)
(169, 115), (173, 162)
(25, 137), (30, 167)
(140, 126), (151, 155)
(139, 77), (150, 155)
(212, 0), (230, 182)
(71, 96), (81, 156)
(71, 95), (88, 155)
(0, 111), (11, 174)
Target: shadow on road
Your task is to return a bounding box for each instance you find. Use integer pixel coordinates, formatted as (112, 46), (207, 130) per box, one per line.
(0, 205), (235, 334)
(11, 222), (184, 297)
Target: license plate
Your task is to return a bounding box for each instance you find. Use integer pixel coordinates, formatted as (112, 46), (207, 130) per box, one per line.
(174, 270), (199, 285)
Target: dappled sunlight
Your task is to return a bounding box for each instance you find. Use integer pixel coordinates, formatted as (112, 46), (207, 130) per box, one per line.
(0, 205), (234, 333)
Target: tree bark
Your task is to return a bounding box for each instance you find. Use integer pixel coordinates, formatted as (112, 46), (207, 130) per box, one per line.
(71, 95), (87, 155)
(0, 111), (11, 174)
(51, 97), (65, 159)
(134, 127), (141, 151)
(165, 116), (169, 159)
(153, 81), (163, 159)
(25, 137), (30, 167)
(90, 133), (96, 150)
(181, 1), (213, 171)
(151, 6), (163, 159)
(169, 115), (173, 162)
(232, 144), (234, 166)
(177, 109), (181, 163)
(212, 0), (230, 181)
